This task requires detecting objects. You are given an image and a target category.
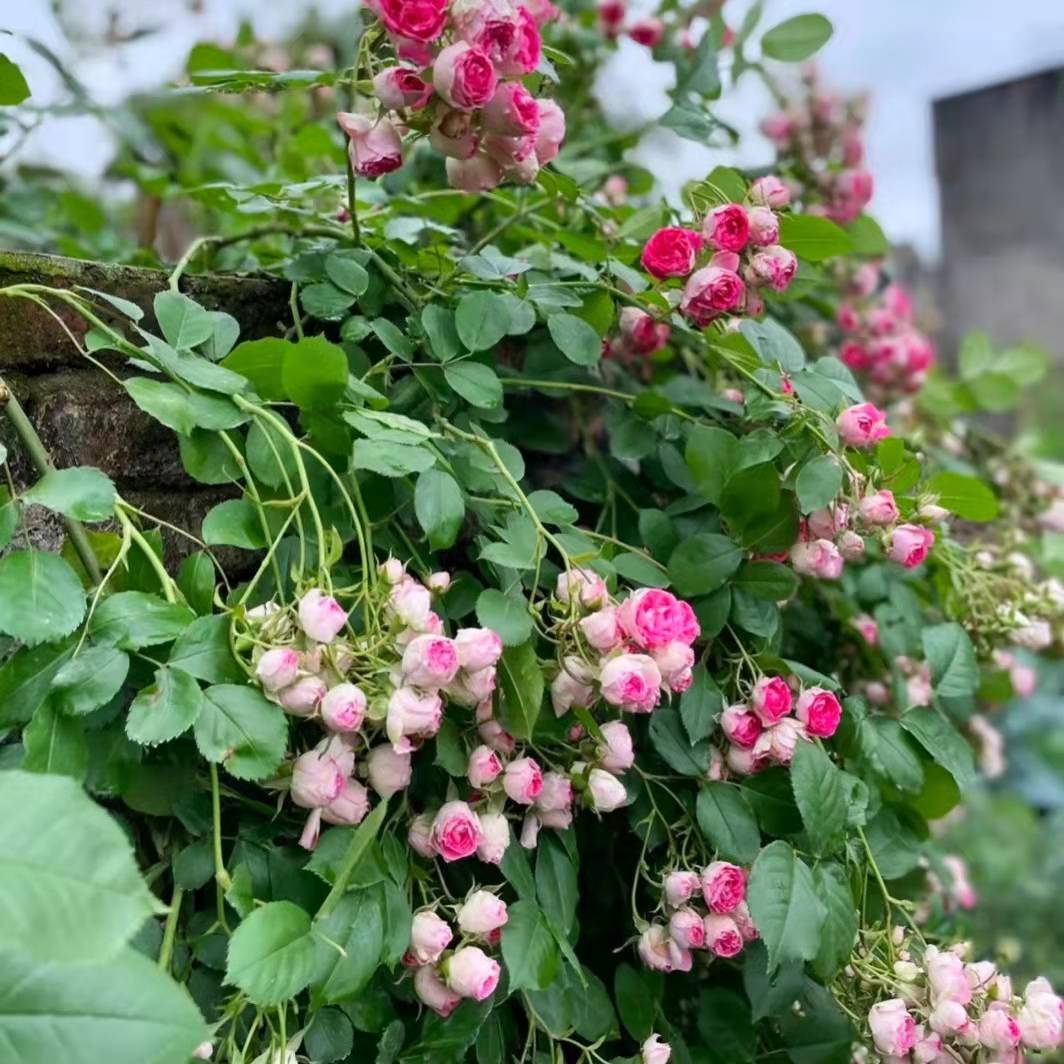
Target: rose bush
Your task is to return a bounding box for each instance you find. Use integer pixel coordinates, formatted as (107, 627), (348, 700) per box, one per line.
(0, 4), (1062, 1064)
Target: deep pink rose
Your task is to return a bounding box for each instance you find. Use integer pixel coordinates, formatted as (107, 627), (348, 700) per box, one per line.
(499, 6), (542, 75)
(641, 227), (702, 279)
(750, 675), (792, 725)
(720, 704), (762, 749)
(599, 653), (662, 713)
(887, 524), (935, 568)
(434, 42), (498, 111)
(378, 0), (448, 42)
(617, 588), (700, 649)
(795, 686), (842, 738)
(681, 265), (746, 325)
(702, 861), (746, 914)
(431, 801), (483, 862)
(628, 17), (665, 47)
(482, 81), (541, 136)
(372, 67), (434, 110)
(747, 244), (797, 292)
(703, 204), (750, 253)
(703, 914), (744, 957)
(837, 402), (891, 448)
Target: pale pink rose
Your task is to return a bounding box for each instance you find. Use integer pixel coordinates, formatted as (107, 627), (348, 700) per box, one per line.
(1010, 663), (1038, 698)
(413, 964), (462, 1017)
(476, 811), (511, 864)
(387, 686), (443, 749)
(320, 683), (367, 733)
(597, 720), (635, 773)
(836, 402), (891, 448)
(479, 719), (516, 756)
(256, 648), (300, 692)
(299, 808), (323, 850)
(447, 945), (500, 1000)
(277, 674), (327, 715)
(464, 666), (497, 703)
(859, 490), (899, 526)
(390, 578), (433, 629)
(707, 745), (725, 781)
(641, 1034), (671, 1064)
(664, 870), (701, 908)
(367, 743), (413, 798)
(747, 245), (797, 292)
(402, 634), (460, 688)
(192, 1042), (213, 1060)
(431, 107), (480, 160)
(503, 757), (543, 804)
(721, 703), (763, 749)
(837, 530), (866, 561)
(942, 855), (978, 911)
(795, 686), (842, 739)
(749, 175), (790, 208)
(853, 614), (879, 645)
(652, 641), (695, 693)
(641, 227), (702, 279)
(887, 524), (935, 569)
(703, 204), (750, 253)
(297, 588), (348, 643)
(457, 890), (509, 936)
(869, 999), (918, 1056)
(906, 669), (933, 708)
(551, 657), (595, 715)
(807, 504), (848, 541)
(913, 1033), (943, 1064)
(519, 811), (541, 849)
(927, 946), (973, 1006)
(765, 717), (807, 765)
(291, 748), (347, 809)
(703, 914), (744, 957)
(431, 801), (483, 862)
(426, 570), (451, 593)
(746, 206), (779, 246)
(446, 153), (504, 192)
(638, 924), (679, 972)
(411, 909), (453, 964)
(669, 908), (706, 950)
(790, 539), (844, 580)
(335, 112), (404, 181)
(581, 607), (622, 652)
(682, 265), (746, 326)
(1013, 617), (1052, 651)
(556, 567), (608, 609)
(408, 812), (436, 858)
(702, 861), (746, 914)
(587, 767), (628, 811)
(726, 743), (769, 776)
(617, 588), (700, 649)
(969, 713), (1005, 778)
(455, 627), (503, 671)
(751, 675), (792, 725)
(1019, 978), (1064, 1050)
(322, 779), (370, 825)
(929, 1000), (969, 1036)
(533, 98), (566, 164)
(731, 901), (759, 942)
(380, 557), (405, 584)
(433, 42), (498, 110)
(467, 745), (504, 789)
(482, 81), (540, 136)
(536, 770), (573, 814)
(965, 959), (997, 994)
(599, 654), (663, 713)
(980, 1006), (1022, 1051)
(372, 66), (433, 110)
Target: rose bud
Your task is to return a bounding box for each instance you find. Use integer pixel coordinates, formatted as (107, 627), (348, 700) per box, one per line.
(703, 914), (744, 957)
(408, 811), (436, 858)
(519, 811), (541, 849)
(731, 901), (759, 942)
(600, 654), (663, 714)
(750, 675), (792, 726)
(702, 861), (747, 914)
(479, 718), (516, 756)
(868, 1000), (918, 1057)
(192, 1042), (213, 1060)
(482, 81), (541, 137)
(431, 801), (483, 862)
(580, 607), (622, 652)
(446, 946), (501, 1000)
(749, 175), (790, 208)
(1019, 979), (1064, 1049)
(747, 245), (798, 292)
(455, 627), (504, 671)
(836, 402), (891, 448)
(433, 42), (498, 111)
(321, 778), (370, 826)
(290, 748), (348, 809)
(320, 683), (367, 733)
(618, 588), (700, 648)
(386, 686), (443, 749)
(681, 264), (746, 327)
(642, 1034), (672, 1064)
(476, 810), (511, 864)
(789, 539), (844, 580)
(256, 648), (300, 692)
(297, 587), (348, 644)
(838, 531), (866, 561)
(402, 634), (460, 688)
(367, 743), (413, 798)
(335, 113), (404, 179)
(628, 16), (665, 47)
(859, 490), (899, 527)
(372, 66), (433, 110)
(652, 641), (695, 693)
(853, 614), (878, 644)
(707, 745), (725, 781)
(641, 227), (702, 279)
(457, 891), (509, 936)
(807, 503), (848, 541)
(446, 153), (504, 192)
(533, 98), (566, 165)
(929, 1000), (969, 1037)
(411, 909), (454, 964)
(795, 686), (843, 739)
(277, 674), (327, 716)
(979, 1007), (1022, 1052)
(746, 206), (779, 246)
(597, 720), (635, 773)
(503, 757), (543, 804)
(380, 557), (405, 584)
(467, 744), (504, 789)
(669, 908), (706, 950)
(556, 567), (608, 609)
(586, 767), (628, 812)
(536, 770), (573, 813)
(887, 524), (935, 569)
(721, 704), (763, 749)
(664, 870), (701, 908)
(766, 717), (807, 765)
(638, 924), (677, 972)
(413, 964), (462, 1018)
(551, 656), (595, 715)
(390, 578), (433, 630)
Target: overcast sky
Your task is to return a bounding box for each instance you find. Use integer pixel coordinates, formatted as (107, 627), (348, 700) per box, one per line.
(4, 0), (1064, 259)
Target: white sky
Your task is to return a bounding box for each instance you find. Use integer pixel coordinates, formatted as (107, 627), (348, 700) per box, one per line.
(4, 0), (1064, 259)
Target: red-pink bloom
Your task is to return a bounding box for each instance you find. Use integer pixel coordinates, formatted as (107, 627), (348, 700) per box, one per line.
(431, 801), (483, 862)
(979, 1007), (1022, 1052)
(702, 861), (747, 914)
(499, 6), (542, 75)
(641, 227), (702, 279)
(748, 244), (798, 292)
(721, 703), (763, 748)
(703, 204), (750, 253)
(859, 490), (899, 527)
(795, 686), (842, 738)
(853, 614), (878, 645)
(682, 265), (746, 326)
(533, 98), (565, 164)
(887, 524), (935, 568)
(840, 340), (871, 370)
(703, 913), (744, 957)
(749, 174), (791, 208)
(378, 0), (448, 42)
(836, 168), (874, 210)
(750, 675), (792, 725)
(618, 588), (700, 649)
(600, 653), (662, 713)
(482, 81), (541, 136)
(628, 17), (665, 47)
(434, 42), (498, 110)
(597, 0), (627, 36)
(836, 402), (891, 448)
(372, 66), (434, 110)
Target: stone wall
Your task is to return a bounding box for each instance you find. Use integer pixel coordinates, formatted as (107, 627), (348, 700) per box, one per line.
(0, 250), (289, 560)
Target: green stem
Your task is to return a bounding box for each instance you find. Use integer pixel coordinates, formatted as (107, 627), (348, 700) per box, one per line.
(117, 505), (177, 603)
(210, 763), (233, 932)
(157, 886), (184, 972)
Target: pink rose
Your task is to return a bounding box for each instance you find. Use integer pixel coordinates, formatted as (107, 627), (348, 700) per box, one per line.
(322, 778), (370, 826)
(503, 757), (543, 804)
(979, 1007), (1022, 1052)
(367, 744), (413, 798)
(467, 744), (504, 789)
(619, 307), (670, 356)
(746, 206), (779, 246)
(457, 890), (509, 936)
(387, 686), (443, 749)
(749, 175), (790, 208)
(536, 770), (573, 814)
(479, 718), (516, 756)
(378, 0), (448, 41)
(641, 227), (702, 279)
(372, 67), (433, 110)
(390, 578), (433, 629)
(551, 656), (595, 715)
(256, 648), (300, 692)
(702, 861), (746, 914)
(731, 901), (759, 942)
(556, 567), (608, 609)
(628, 17), (665, 47)
(498, 6), (542, 75)
(336, 113), (404, 180)
(597, 720), (635, 773)
(447, 945), (501, 1000)
(795, 686), (842, 739)
(431, 107), (481, 160)
(1019, 978), (1064, 1050)
(617, 588), (700, 649)
(402, 634), (460, 688)
(764, 717), (806, 765)
(434, 42), (498, 111)
(652, 641), (695, 693)
(721, 704), (763, 749)
(599, 654), (663, 714)
(913, 1034), (943, 1064)
(278, 674), (327, 715)
(747, 244), (798, 292)
(455, 627), (504, 671)
(807, 503), (848, 541)
(887, 524), (935, 568)
(836, 402), (891, 448)
(836, 168), (874, 210)
(703, 204), (750, 253)
(587, 767), (628, 811)
(290, 748), (348, 809)
(790, 539), (844, 580)
(446, 153), (504, 192)
(297, 587), (348, 643)
(929, 1000), (969, 1037)
(641, 1034), (672, 1064)
(408, 812), (436, 858)
(638, 924), (676, 972)
(853, 614), (878, 645)
(726, 743), (769, 776)
(410, 909), (453, 964)
(431, 801), (483, 862)
(682, 265), (746, 326)
(840, 341), (870, 370)
(837, 530), (866, 561)
(859, 490), (899, 527)
(413, 965), (462, 1017)
(751, 675), (792, 726)
(533, 98), (565, 164)
(482, 81), (541, 136)
(581, 607), (622, 652)
(927, 947), (972, 1005)
(668, 908), (706, 950)
(597, 0), (627, 36)
(476, 810), (511, 864)
(664, 870), (701, 908)
(868, 999), (918, 1056)
(703, 914), (744, 957)
(320, 683), (367, 733)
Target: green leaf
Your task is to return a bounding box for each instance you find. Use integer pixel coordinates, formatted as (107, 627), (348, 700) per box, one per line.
(812, 864), (858, 981)
(443, 362), (503, 409)
(281, 335), (348, 411)
(686, 425), (739, 505)
(202, 499), (267, 549)
(0, 54), (31, 105)
(527, 489), (578, 526)
(649, 707), (710, 776)
(922, 622), (978, 699)
(866, 717), (924, 792)
(697, 782), (760, 863)
(760, 14), (833, 61)
(415, 469), (465, 550)
(739, 318), (806, 372)
(168, 614), (242, 683)
(455, 291), (511, 352)
(696, 987), (756, 1061)
(778, 980), (854, 1064)
(125, 378), (246, 435)
(421, 304), (462, 361)
(311, 890), (385, 1004)
(789, 741), (847, 853)
(0, 551), (86, 646)
(51, 645), (129, 715)
(0, 947), (207, 1064)
(301, 282), (355, 321)
(501, 899), (559, 992)
(614, 964), (657, 1041)
(779, 214), (853, 261)
(0, 487), (17, 550)
(668, 533), (743, 597)
(614, 552), (669, 588)
(747, 841), (826, 972)
(864, 807), (923, 880)
(91, 592), (195, 649)
(22, 700), (88, 778)
(24, 467), (116, 522)
(194, 684), (288, 780)
(305, 1008), (355, 1063)
(732, 561), (799, 601)
(847, 214), (889, 256)
(153, 291), (214, 349)
(352, 439), (435, 477)
(0, 638), (77, 727)
(126, 666), (204, 746)
(900, 707), (976, 788)
(325, 254), (370, 296)
(226, 900), (316, 1006)
(926, 471), (998, 522)
(795, 456), (843, 514)
(179, 429), (243, 484)
(535, 834), (578, 936)
(222, 338), (288, 400)
(680, 664), (722, 743)
(0, 770), (158, 961)
(177, 552), (215, 616)
(371, 318), (414, 359)
(476, 588), (533, 647)
(497, 639), (544, 741)
(548, 313), (602, 366)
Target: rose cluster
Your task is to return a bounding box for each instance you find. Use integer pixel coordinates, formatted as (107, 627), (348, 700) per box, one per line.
(638, 861), (758, 973)
(245, 561), (505, 850)
(719, 674), (841, 776)
(596, 0), (732, 58)
(406, 891), (508, 1016)
(639, 176), (798, 327)
(868, 943), (1063, 1062)
(338, 0), (565, 191)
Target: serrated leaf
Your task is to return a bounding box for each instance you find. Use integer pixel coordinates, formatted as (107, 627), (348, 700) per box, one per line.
(548, 313), (601, 366)
(126, 666), (204, 746)
(225, 900), (316, 1006)
(497, 639), (544, 741)
(501, 899), (558, 992)
(696, 782), (760, 863)
(789, 741), (847, 853)
(24, 467), (116, 522)
(922, 622), (977, 699)
(795, 456), (843, 514)
(475, 588), (533, 647)
(194, 683), (288, 779)
(680, 664), (722, 744)
(900, 707), (976, 788)
(414, 469), (464, 550)
(812, 864), (858, 981)
(0, 551), (86, 646)
(51, 645), (129, 715)
(91, 592), (195, 649)
(747, 841), (826, 972)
